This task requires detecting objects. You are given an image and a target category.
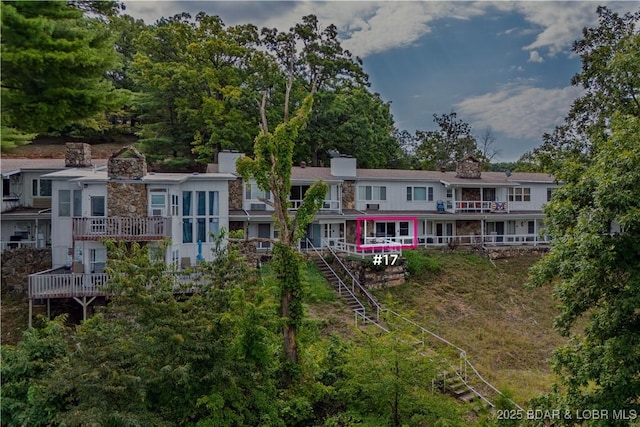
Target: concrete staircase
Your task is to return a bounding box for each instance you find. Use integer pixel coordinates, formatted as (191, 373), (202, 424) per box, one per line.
(312, 255), (365, 313)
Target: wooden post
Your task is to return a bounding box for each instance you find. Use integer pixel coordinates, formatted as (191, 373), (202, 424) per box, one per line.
(28, 299), (33, 328)
(73, 296), (97, 322)
(47, 298), (50, 320)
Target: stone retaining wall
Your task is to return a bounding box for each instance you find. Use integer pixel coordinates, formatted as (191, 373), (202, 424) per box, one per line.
(485, 246), (549, 260)
(335, 254), (405, 289)
(1, 248), (52, 297)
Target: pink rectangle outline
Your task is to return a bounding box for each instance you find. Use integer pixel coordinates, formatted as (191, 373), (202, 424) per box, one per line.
(356, 216), (418, 251)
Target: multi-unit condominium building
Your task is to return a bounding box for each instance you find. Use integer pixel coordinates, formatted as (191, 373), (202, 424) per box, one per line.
(1, 143), (558, 320)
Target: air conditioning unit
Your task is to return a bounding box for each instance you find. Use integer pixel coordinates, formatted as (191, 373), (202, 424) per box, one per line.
(366, 204), (380, 210)
(251, 203), (267, 211)
(323, 202), (331, 209)
(151, 208), (165, 216)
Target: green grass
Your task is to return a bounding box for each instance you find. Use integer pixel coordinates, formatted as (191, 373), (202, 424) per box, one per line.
(370, 250), (566, 405)
(302, 261), (336, 304)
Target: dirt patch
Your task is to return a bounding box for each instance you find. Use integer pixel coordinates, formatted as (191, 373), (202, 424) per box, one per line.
(2, 135), (137, 159)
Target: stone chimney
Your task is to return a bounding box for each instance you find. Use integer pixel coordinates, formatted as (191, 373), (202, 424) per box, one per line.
(330, 155), (357, 177)
(108, 146), (147, 180)
(455, 156), (482, 179)
(65, 143), (92, 168)
(218, 150), (244, 174)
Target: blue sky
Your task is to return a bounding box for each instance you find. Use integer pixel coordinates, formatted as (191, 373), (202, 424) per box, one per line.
(123, 1), (638, 161)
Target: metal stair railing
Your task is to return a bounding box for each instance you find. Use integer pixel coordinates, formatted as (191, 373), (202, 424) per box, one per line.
(306, 239), (368, 325)
(321, 239), (383, 322)
(383, 309), (524, 411)
(314, 240), (521, 410)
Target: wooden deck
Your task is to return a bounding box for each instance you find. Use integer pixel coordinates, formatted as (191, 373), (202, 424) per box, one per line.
(72, 217), (169, 241)
(28, 270), (205, 300)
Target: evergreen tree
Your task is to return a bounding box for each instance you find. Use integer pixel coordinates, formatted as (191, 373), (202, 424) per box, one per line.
(1, 1), (121, 150)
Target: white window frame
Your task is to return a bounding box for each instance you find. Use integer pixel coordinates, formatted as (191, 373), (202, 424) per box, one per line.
(406, 186), (433, 202)
(358, 185), (387, 201)
(508, 187), (531, 202)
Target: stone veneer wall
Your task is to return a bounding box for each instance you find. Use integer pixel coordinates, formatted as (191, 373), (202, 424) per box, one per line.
(335, 254), (405, 288)
(455, 220), (481, 243)
(486, 246), (549, 260)
(460, 188), (481, 201)
(456, 159), (482, 178)
(107, 182), (148, 217)
(229, 178), (243, 210)
(1, 248), (52, 296)
(108, 154), (147, 179)
(65, 143), (92, 167)
(342, 180), (355, 209)
(346, 220), (357, 245)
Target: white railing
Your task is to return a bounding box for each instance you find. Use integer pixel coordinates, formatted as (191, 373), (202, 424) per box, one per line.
(1, 240), (38, 251)
(332, 239), (402, 258)
(29, 270), (109, 299)
(322, 239), (383, 322)
(305, 238), (368, 324)
(289, 199), (341, 211)
(451, 200), (509, 213)
(383, 309), (524, 411)
(73, 217), (169, 240)
(418, 233), (550, 247)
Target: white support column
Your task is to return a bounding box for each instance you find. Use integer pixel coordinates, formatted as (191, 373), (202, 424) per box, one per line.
(73, 296), (97, 322)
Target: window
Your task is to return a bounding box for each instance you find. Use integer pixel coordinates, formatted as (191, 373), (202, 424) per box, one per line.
(183, 190), (220, 243)
(358, 185), (386, 201)
(90, 248), (106, 273)
(182, 219), (193, 243)
(182, 191), (192, 216)
(528, 221), (535, 234)
(32, 179), (52, 197)
(171, 194), (179, 216)
(150, 193), (166, 216)
(3, 179), (9, 197)
(245, 183), (270, 200)
(508, 187), (531, 202)
(406, 186), (433, 201)
(59, 190), (71, 217)
(546, 188), (556, 202)
(399, 222), (410, 236)
(91, 196), (105, 217)
(73, 190), (82, 216)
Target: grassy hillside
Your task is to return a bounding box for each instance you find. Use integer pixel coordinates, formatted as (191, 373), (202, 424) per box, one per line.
(369, 250), (563, 405)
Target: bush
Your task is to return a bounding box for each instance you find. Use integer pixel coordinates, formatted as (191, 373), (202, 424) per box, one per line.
(404, 250), (441, 276)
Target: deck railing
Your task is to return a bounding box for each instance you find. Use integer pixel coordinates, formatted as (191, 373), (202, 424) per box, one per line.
(73, 217), (169, 240)
(451, 200), (509, 213)
(1, 240), (38, 251)
(29, 270), (109, 299)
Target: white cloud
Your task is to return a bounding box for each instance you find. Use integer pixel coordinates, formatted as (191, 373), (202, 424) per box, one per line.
(508, 2), (638, 57)
(528, 50), (544, 63)
(456, 84), (584, 140)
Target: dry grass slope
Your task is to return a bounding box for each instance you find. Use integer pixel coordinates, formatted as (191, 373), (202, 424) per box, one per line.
(372, 251), (563, 405)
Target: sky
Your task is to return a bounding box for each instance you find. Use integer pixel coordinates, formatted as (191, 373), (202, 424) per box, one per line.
(122, 1), (638, 162)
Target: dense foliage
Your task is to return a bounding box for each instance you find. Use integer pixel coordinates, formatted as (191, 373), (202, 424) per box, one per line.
(0, 1), (122, 150)
(528, 7), (640, 423)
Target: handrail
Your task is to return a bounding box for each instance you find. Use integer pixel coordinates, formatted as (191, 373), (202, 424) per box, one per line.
(322, 239), (382, 321)
(305, 239), (367, 323)
(383, 308), (524, 411)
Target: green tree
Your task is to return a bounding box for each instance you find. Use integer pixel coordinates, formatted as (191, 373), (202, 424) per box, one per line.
(1, 1), (121, 150)
(339, 330), (462, 426)
(0, 317), (70, 426)
(529, 112), (640, 425)
(517, 6), (640, 173)
(299, 88), (402, 168)
(237, 95), (328, 379)
(414, 112), (482, 170)
(132, 13), (261, 168)
(527, 6), (640, 422)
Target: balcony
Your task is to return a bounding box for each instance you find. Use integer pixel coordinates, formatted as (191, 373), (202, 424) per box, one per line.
(29, 269), (109, 299)
(73, 217), (169, 241)
(28, 268), (205, 300)
(452, 201), (509, 213)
